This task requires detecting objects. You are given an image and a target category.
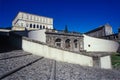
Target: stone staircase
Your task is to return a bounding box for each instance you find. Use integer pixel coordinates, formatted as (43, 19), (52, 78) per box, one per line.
(0, 50), (120, 80)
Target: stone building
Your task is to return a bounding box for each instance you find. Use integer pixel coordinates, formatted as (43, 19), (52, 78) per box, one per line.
(85, 24), (113, 38)
(85, 24), (120, 42)
(11, 12), (119, 53)
(12, 12), (53, 30)
(1, 12), (120, 70)
(102, 33), (120, 41)
(102, 28), (120, 42)
(27, 29), (119, 53)
(27, 29), (84, 52)
(45, 29), (84, 52)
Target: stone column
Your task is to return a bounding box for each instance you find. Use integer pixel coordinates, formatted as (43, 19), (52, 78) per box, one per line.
(70, 38), (74, 51)
(79, 38), (84, 51)
(61, 38), (65, 49)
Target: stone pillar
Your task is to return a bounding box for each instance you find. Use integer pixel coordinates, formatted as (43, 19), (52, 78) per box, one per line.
(61, 38), (65, 49)
(70, 39), (74, 51)
(52, 36), (56, 46)
(61, 38), (66, 49)
(79, 38), (84, 51)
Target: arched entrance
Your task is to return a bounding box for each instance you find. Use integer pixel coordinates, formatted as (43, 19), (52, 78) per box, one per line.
(55, 38), (61, 47)
(65, 39), (70, 48)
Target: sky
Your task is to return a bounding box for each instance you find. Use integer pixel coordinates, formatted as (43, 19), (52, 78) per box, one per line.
(0, 0), (120, 33)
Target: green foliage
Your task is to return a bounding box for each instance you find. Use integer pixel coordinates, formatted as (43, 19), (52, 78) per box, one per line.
(111, 53), (120, 68)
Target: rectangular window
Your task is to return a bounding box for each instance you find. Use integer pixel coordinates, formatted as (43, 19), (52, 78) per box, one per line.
(34, 16), (35, 21)
(30, 16), (32, 20)
(26, 15), (28, 19)
(37, 17), (39, 21)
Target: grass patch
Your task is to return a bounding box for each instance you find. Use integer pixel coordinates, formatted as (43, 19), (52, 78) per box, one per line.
(111, 53), (120, 68)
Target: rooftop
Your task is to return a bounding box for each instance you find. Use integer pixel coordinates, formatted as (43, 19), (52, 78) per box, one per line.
(85, 26), (104, 34)
(18, 11), (53, 19)
(45, 29), (83, 37)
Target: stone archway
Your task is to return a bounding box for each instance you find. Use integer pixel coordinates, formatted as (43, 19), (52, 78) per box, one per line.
(65, 39), (70, 48)
(74, 39), (78, 48)
(30, 24), (32, 28)
(55, 38), (61, 47)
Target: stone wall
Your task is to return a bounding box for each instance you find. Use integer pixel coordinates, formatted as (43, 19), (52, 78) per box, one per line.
(46, 30), (84, 52)
(85, 24), (113, 38)
(27, 29), (84, 52)
(9, 32), (113, 69)
(22, 37), (93, 67)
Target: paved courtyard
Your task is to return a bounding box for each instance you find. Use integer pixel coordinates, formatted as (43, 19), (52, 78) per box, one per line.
(0, 50), (120, 80)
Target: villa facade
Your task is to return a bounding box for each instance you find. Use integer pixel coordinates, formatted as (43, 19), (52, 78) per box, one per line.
(12, 12), (53, 30)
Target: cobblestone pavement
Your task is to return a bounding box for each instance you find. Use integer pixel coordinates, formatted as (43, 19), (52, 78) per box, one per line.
(0, 50), (120, 80)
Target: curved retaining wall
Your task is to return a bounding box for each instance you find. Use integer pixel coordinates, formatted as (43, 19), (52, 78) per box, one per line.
(28, 29), (46, 43)
(83, 34), (119, 52)
(9, 33), (112, 69)
(22, 37), (93, 67)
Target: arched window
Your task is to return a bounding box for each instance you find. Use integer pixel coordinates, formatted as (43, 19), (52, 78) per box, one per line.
(37, 25), (39, 28)
(30, 24), (32, 28)
(65, 39), (70, 48)
(43, 26), (45, 29)
(30, 16), (32, 20)
(74, 40), (78, 48)
(55, 38), (61, 47)
(40, 25), (42, 29)
(33, 24), (35, 28)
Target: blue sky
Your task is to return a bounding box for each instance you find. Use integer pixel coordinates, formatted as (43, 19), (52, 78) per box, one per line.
(0, 0), (120, 33)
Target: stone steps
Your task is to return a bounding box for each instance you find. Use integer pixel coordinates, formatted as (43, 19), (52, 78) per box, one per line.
(0, 50), (32, 60)
(2, 58), (54, 80)
(0, 50), (120, 80)
(0, 55), (43, 79)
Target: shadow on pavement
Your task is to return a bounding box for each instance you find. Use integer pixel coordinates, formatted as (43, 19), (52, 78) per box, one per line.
(0, 35), (21, 53)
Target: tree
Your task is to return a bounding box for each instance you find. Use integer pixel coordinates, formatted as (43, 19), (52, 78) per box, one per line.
(118, 27), (120, 33)
(64, 25), (68, 33)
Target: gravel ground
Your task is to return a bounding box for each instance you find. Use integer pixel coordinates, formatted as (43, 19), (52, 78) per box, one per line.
(2, 58), (53, 80)
(0, 50), (31, 60)
(56, 62), (120, 80)
(0, 50), (120, 80)
(0, 55), (41, 78)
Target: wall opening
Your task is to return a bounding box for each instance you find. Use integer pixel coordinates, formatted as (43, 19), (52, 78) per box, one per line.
(55, 38), (61, 47)
(65, 39), (70, 48)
